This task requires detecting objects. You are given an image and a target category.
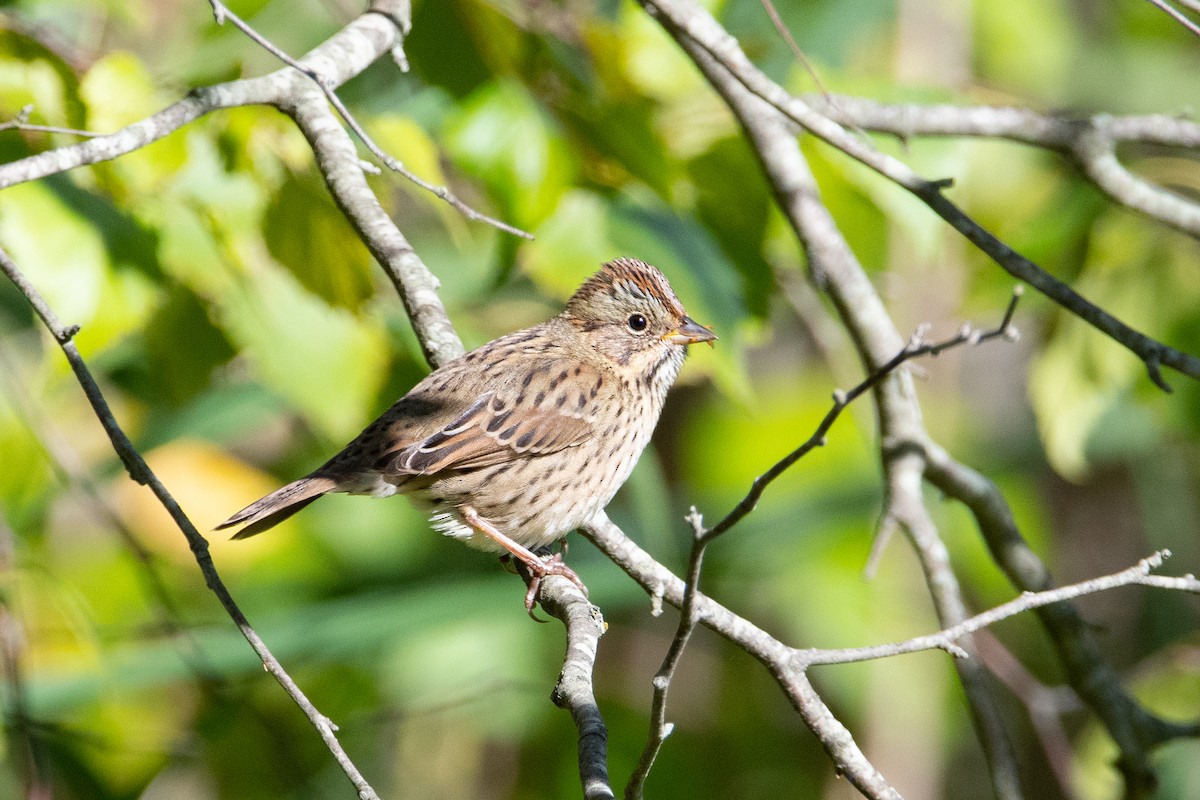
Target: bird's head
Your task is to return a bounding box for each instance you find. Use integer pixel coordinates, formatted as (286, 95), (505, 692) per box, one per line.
(563, 258), (716, 382)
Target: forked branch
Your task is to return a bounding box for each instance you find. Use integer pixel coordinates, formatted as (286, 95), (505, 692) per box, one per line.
(640, 0), (1200, 391)
(799, 550), (1200, 667)
(707, 289), (1021, 544)
(205, 0), (532, 239)
(629, 296), (1021, 798)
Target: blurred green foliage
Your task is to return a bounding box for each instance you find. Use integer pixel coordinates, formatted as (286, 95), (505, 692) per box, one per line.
(1, 0), (1199, 798)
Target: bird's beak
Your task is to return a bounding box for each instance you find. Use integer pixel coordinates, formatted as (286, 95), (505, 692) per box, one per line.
(663, 316), (717, 346)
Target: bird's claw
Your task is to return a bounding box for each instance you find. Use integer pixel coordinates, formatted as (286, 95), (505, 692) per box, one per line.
(522, 551), (588, 620)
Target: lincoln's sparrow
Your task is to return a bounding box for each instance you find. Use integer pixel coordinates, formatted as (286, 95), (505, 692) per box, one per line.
(217, 258), (715, 607)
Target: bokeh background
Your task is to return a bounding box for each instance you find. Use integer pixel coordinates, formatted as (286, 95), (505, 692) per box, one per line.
(1, 0), (1199, 798)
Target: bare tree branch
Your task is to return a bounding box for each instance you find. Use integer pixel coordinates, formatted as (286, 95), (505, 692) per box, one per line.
(922, 442), (1200, 796)
(582, 512), (905, 800)
(1143, 0), (1200, 38)
(805, 95), (1200, 238)
(0, 244), (382, 800)
(639, 5), (1200, 793)
(668, 33), (1024, 799)
(799, 551), (1200, 666)
(206, 0), (532, 239)
(591, 502), (1200, 800)
(539, 577), (614, 800)
(640, 0), (1200, 391)
(0, 70), (269, 187)
(0, 4), (528, 240)
(703, 294), (1019, 544)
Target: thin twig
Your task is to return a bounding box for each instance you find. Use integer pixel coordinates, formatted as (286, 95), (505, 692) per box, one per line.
(1143, 0), (1200, 38)
(797, 551), (1199, 666)
(207, 0), (532, 239)
(641, 0), (1200, 391)
(704, 289), (1020, 544)
(629, 296), (1022, 793)
(0, 245), (382, 800)
(0, 105), (104, 138)
(757, 0), (830, 97)
(755, 0), (874, 148)
(624, 508), (707, 800)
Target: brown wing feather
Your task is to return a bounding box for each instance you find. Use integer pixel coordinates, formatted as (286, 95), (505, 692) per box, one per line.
(376, 374), (597, 478)
(223, 339), (608, 540)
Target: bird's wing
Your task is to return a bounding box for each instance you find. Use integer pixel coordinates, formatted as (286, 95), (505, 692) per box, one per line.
(375, 363), (603, 477)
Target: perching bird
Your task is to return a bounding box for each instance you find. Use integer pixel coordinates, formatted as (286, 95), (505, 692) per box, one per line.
(217, 258), (716, 608)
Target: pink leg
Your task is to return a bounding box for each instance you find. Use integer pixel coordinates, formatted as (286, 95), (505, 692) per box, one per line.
(460, 505), (588, 615)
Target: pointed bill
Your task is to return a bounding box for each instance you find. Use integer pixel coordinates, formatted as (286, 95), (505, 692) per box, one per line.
(663, 316), (717, 346)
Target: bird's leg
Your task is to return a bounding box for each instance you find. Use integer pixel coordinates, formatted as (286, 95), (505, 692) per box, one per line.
(460, 505), (588, 615)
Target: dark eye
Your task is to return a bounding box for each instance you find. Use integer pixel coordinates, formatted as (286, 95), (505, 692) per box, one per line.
(627, 313), (648, 332)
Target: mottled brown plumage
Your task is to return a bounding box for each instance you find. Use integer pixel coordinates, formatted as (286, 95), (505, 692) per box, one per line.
(217, 258), (714, 600)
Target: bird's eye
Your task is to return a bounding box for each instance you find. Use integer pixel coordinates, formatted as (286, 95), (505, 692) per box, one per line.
(627, 313), (648, 332)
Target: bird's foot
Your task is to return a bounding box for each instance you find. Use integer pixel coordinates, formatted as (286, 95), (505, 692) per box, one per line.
(521, 551), (588, 620)
(461, 505), (587, 619)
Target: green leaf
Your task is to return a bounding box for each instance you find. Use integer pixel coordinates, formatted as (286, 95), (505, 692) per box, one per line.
(0, 29), (85, 136)
(1029, 211), (1192, 478)
(143, 285), (235, 407)
(80, 51), (159, 132)
(0, 182), (102, 317)
(136, 382), (284, 452)
(216, 266), (389, 441)
(0, 406), (54, 517)
(443, 79), (577, 229)
(977, 0), (1076, 98)
(262, 171), (375, 311)
(523, 190), (615, 298)
(406, 0), (492, 98)
(687, 136), (774, 318)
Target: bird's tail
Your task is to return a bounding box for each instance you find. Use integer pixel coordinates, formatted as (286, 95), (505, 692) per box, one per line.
(216, 475), (337, 539)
